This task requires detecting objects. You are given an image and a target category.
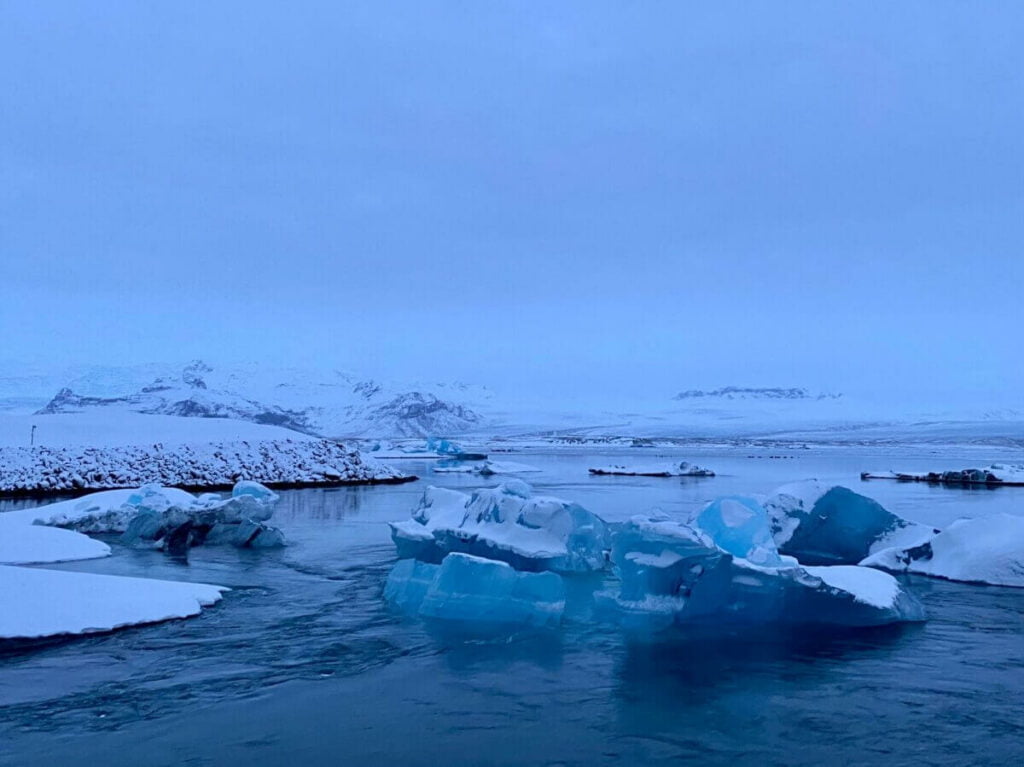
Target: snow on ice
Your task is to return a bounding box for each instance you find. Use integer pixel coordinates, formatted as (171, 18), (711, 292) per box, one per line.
(862, 514), (1024, 587)
(588, 461), (715, 477)
(0, 565), (226, 640)
(389, 482), (610, 573)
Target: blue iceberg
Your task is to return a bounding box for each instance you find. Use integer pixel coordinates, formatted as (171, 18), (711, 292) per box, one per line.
(389, 482), (610, 573)
(598, 497), (924, 632)
(384, 553), (565, 629)
(763, 481), (937, 566)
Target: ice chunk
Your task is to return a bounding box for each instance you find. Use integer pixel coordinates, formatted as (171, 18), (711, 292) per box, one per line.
(389, 483), (610, 573)
(433, 460), (540, 476)
(0, 565), (226, 640)
(0, 524), (110, 565)
(588, 461), (715, 477)
(597, 512), (924, 631)
(692, 496), (783, 567)
(764, 480), (937, 565)
(384, 553), (564, 628)
(862, 514), (1024, 587)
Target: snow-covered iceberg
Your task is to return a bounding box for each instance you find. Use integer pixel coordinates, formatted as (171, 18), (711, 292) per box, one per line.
(0, 438), (407, 494)
(862, 514), (1024, 587)
(861, 464), (1024, 487)
(384, 552), (565, 629)
(598, 497), (924, 631)
(588, 461), (715, 478)
(0, 525), (111, 565)
(763, 480), (937, 566)
(3, 481), (285, 556)
(0, 565), (226, 640)
(389, 482), (610, 573)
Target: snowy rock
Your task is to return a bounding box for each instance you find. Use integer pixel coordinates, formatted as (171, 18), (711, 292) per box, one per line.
(862, 514), (1024, 587)
(389, 482), (610, 573)
(384, 553), (565, 629)
(598, 500), (924, 631)
(588, 461), (715, 477)
(0, 565), (226, 640)
(0, 438), (406, 494)
(763, 480), (937, 566)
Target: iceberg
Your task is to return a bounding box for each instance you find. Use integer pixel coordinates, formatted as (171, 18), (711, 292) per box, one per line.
(598, 498), (924, 631)
(4, 482), (285, 556)
(860, 464), (1024, 487)
(0, 524), (110, 565)
(432, 460), (541, 476)
(384, 553), (565, 629)
(588, 461), (715, 477)
(861, 514), (1024, 587)
(763, 480), (937, 565)
(0, 564), (226, 640)
(389, 482), (610, 573)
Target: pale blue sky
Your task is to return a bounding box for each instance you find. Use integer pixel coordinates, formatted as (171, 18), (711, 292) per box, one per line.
(2, 2), (1022, 403)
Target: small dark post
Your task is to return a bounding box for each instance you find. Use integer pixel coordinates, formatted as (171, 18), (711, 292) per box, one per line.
(30, 424), (36, 446)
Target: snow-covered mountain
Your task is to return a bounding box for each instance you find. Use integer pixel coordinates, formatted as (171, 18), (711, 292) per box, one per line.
(4, 361), (1024, 444)
(24, 361), (490, 438)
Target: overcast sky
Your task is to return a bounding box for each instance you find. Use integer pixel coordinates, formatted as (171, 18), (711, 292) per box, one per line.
(2, 2), (1022, 404)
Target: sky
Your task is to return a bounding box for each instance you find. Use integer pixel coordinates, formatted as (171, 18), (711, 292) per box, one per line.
(2, 2), (1022, 406)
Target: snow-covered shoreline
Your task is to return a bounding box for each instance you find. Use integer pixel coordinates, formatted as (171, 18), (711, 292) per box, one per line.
(0, 438), (412, 496)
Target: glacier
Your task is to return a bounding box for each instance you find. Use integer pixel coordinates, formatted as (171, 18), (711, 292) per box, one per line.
(389, 482), (610, 573)
(862, 514), (1024, 587)
(384, 552), (565, 629)
(763, 480), (937, 565)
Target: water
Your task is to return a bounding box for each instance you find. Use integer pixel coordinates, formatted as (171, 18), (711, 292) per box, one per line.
(2, 445), (1023, 766)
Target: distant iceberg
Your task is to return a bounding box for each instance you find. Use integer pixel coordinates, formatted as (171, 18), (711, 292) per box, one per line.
(763, 480), (937, 566)
(862, 514), (1024, 587)
(384, 552), (565, 629)
(432, 460), (540, 476)
(588, 461), (714, 478)
(390, 482), (610, 573)
(860, 464), (1024, 487)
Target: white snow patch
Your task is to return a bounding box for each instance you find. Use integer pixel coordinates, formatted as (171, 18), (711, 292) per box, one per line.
(0, 565), (226, 640)
(803, 565), (901, 608)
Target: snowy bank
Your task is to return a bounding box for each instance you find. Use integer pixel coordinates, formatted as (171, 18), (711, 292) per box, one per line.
(0, 565), (226, 640)
(0, 525), (111, 565)
(0, 438), (409, 495)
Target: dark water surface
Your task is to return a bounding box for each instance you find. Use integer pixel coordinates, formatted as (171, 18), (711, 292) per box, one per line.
(2, 445), (1023, 766)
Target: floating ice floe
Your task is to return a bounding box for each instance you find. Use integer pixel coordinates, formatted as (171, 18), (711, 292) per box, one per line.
(0, 438), (407, 494)
(0, 525), (111, 565)
(588, 461), (715, 478)
(384, 552), (565, 628)
(432, 460), (541, 476)
(860, 464), (1024, 487)
(597, 496), (924, 631)
(389, 481), (610, 573)
(0, 565), (226, 641)
(763, 480), (937, 566)
(861, 514), (1024, 587)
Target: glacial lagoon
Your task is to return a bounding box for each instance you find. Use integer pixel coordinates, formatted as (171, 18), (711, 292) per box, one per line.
(2, 445), (1023, 766)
